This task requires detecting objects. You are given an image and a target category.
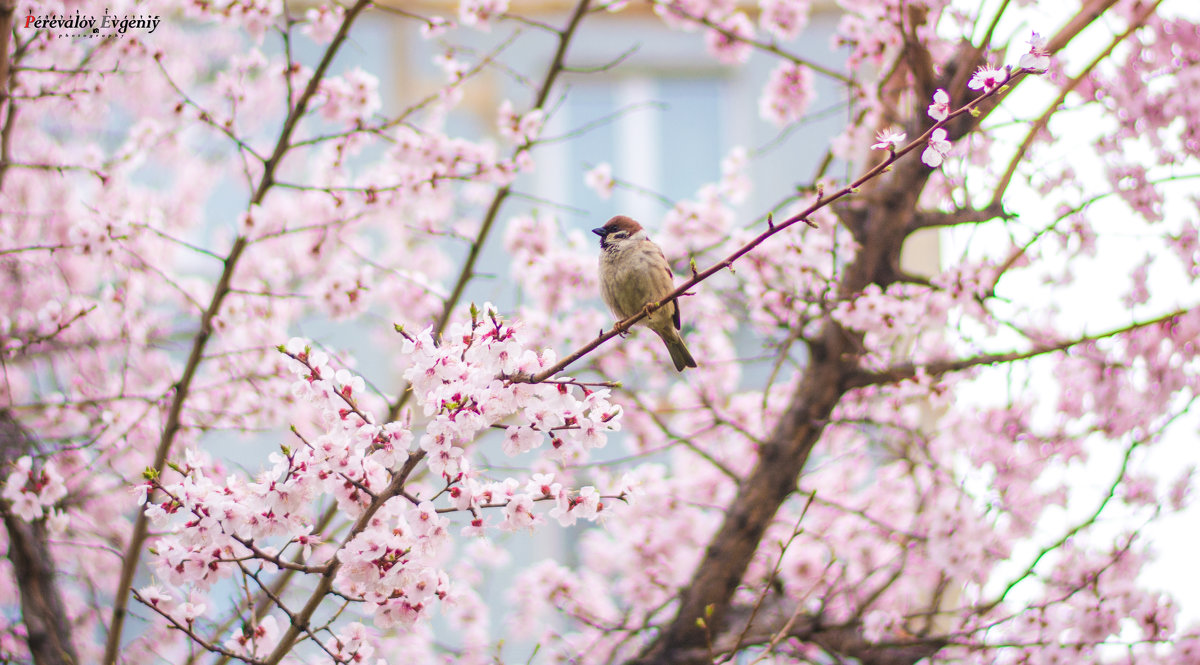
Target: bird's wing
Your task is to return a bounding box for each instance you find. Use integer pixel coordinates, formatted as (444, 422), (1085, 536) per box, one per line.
(661, 255), (681, 331)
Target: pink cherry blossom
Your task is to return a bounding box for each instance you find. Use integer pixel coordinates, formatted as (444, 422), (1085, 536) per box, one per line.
(2, 456), (68, 522)
(928, 88), (951, 121)
(1020, 31), (1051, 72)
(459, 0), (509, 31)
(759, 0), (809, 41)
(759, 61), (814, 126)
(420, 16), (453, 39)
(705, 12), (755, 65)
(585, 163), (615, 199)
(968, 64), (1008, 92)
(870, 127), (906, 151)
(497, 100), (546, 145)
(318, 67), (381, 123)
(301, 4), (343, 44)
(921, 128), (952, 167)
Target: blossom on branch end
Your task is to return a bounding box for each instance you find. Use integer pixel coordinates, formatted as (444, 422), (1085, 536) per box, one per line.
(497, 100), (545, 145)
(420, 16), (453, 39)
(871, 127), (906, 152)
(1020, 31), (1051, 72)
(968, 64), (1008, 93)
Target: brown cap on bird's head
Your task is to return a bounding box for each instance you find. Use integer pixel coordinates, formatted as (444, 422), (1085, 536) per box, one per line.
(591, 215), (643, 239)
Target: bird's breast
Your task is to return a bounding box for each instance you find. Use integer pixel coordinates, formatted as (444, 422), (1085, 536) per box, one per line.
(599, 242), (674, 322)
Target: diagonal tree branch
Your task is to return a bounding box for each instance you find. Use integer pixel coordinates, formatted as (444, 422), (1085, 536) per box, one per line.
(102, 3), (373, 662)
(0, 0), (13, 110)
(261, 449), (424, 664)
(525, 68), (1018, 385)
(989, 0), (1163, 208)
(844, 307), (1193, 390)
(710, 601), (946, 665)
(905, 202), (1008, 232)
(386, 0), (594, 422)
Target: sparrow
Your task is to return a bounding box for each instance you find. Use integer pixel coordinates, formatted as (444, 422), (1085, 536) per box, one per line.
(592, 215), (698, 371)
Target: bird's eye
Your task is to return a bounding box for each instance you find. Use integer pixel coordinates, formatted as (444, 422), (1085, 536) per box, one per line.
(611, 231), (627, 239)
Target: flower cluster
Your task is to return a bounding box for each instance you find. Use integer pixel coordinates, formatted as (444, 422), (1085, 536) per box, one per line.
(334, 500), (451, 629)
(318, 68), (381, 124)
(759, 0), (809, 41)
(832, 282), (953, 366)
(135, 313), (624, 640)
(398, 311), (620, 472)
(301, 4), (344, 44)
(503, 213), (599, 314)
(2, 456), (68, 525)
(705, 12), (755, 64)
(459, 0), (509, 31)
(496, 100), (546, 145)
(834, 0), (908, 70)
(759, 61), (814, 126)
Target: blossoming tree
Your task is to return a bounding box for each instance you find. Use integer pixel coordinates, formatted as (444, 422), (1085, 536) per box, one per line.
(1, 0), (1199, 664)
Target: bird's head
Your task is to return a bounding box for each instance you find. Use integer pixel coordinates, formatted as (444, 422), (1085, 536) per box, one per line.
(591, 215), (644, 251)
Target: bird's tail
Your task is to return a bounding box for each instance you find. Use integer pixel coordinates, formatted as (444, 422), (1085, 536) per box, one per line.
(661, 333), (698, 372)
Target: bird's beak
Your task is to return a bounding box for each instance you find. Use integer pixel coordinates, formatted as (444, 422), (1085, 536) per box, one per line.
(591, 228), (606, 237)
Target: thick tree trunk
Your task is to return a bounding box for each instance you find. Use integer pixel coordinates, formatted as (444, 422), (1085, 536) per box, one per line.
(0, 412), (79, 665)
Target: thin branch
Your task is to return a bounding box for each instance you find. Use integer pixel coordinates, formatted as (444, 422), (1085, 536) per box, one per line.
(524, 72), (1023, 383)
(980, 436), (1141, 614)
(646, 0), (852, 83)
(102, 4), (373, 662)
(131, 588), (255, 663)
(386, 0), (595, 422)
(261, 450), (424, 664)
(846, 307), (1193, 390)
(621, 388), (740, 482)
(153, 56), (267, 165)
(989, 0), (1163, 207)
(724, 496), (814, 663)
(562, 43), (640, 73)
(208, 503), (340, 665)
(906, 201), (1008, 232)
